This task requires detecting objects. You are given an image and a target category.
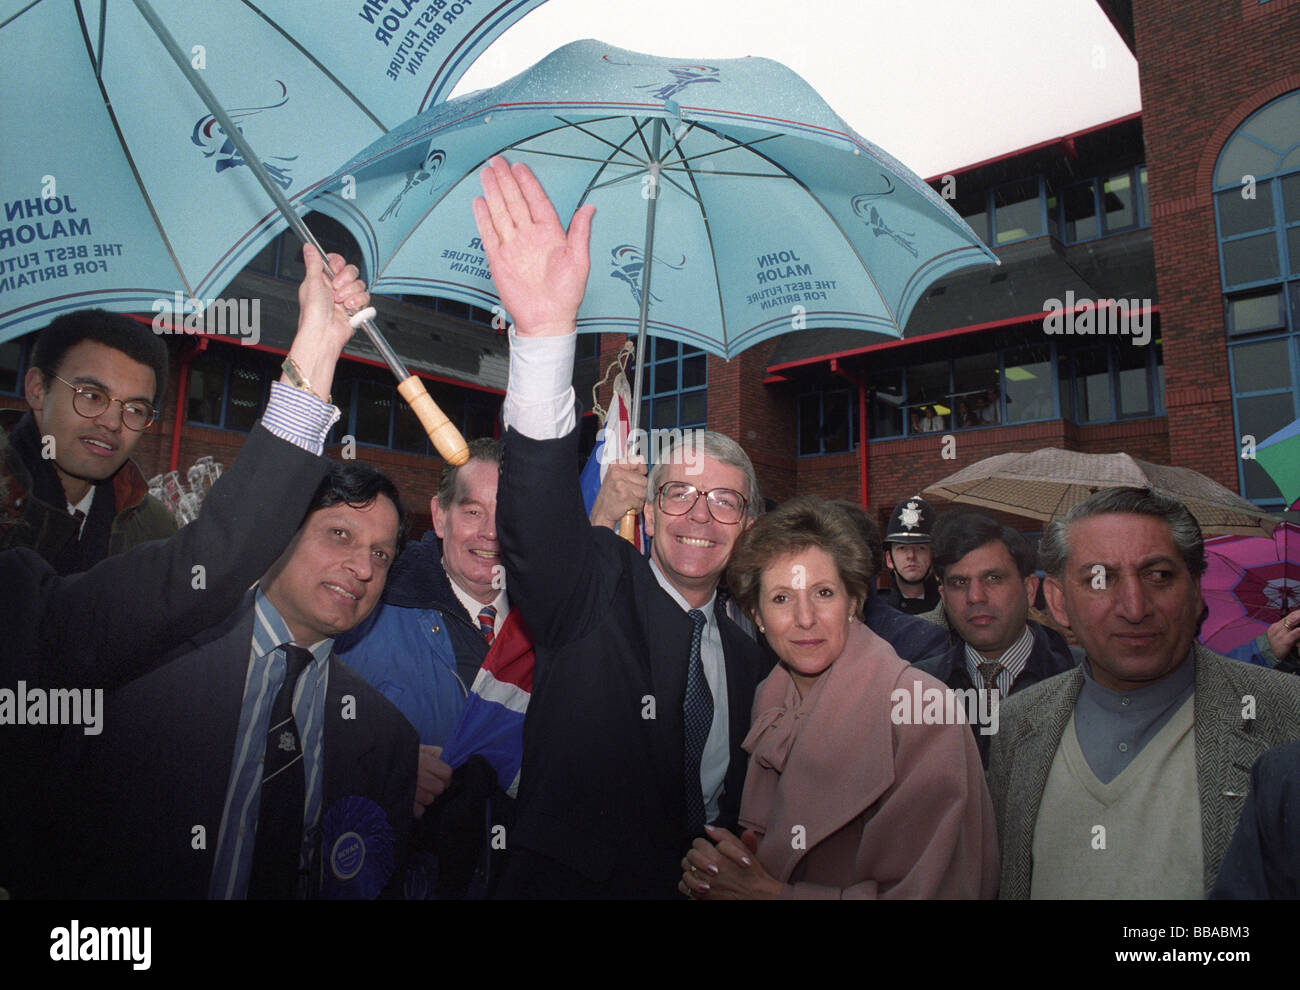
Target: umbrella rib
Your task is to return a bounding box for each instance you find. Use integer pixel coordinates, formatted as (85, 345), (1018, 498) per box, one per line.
(240, 1), (388, 132)
(663, 130), (728, 352)
(0, 1), (43, 32)
(552, 115), (650, 168)
(71, 0), (197, 298)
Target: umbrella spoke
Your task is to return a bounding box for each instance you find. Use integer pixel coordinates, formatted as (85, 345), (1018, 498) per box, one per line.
(551, 115), (651, 168)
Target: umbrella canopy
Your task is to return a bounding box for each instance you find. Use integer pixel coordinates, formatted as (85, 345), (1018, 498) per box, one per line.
(924, 447), (1279, 537)
(0, 0), (545, 341)
(1256, 416), (1300, 510)
(308, 38), (997, 360)
(1201, 523), (1300, 653)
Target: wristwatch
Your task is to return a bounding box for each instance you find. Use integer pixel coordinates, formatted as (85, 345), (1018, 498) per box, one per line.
(281, 355), (330, 404)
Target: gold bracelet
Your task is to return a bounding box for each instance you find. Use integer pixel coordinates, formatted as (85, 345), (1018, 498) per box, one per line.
(281, 355), (330, 404)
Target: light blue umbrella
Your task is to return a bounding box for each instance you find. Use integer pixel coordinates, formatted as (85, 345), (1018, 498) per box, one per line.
(0, 0), (546, 343)
(308, 39), (998, 424)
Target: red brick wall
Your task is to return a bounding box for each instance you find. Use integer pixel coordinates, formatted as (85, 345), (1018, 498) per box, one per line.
(1134, 0), (1300, 489)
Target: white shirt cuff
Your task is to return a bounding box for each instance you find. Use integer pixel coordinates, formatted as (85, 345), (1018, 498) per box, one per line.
(502, 329), (577, 440)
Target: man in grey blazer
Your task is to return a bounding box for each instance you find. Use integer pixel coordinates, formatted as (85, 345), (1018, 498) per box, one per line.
(987, 487), (1300, 899)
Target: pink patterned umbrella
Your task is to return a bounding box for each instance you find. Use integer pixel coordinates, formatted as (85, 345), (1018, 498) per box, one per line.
(1201, 522), (1300, 654)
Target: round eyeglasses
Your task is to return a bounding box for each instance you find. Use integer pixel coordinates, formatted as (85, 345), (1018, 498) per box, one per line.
(656, 481), (748, 525)
(52, 375), (158, 431)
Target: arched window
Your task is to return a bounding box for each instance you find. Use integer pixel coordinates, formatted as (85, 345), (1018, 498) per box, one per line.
(1214, 90), (1300, 505)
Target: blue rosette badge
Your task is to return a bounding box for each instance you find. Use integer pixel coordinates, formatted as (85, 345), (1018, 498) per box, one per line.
(321, 796), (395, 899)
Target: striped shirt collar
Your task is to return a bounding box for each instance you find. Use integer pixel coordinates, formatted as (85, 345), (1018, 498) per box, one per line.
(963, 623), (1034, 693)
(252, 587), (333, 664)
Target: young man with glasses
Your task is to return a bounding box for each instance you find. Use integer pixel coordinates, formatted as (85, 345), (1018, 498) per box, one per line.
(3, 309), (175, 573)
(472, 155), (769, 898)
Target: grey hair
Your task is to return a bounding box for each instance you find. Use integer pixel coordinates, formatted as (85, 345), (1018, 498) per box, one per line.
(646, 430), (762, 519)
(1039, 486), (1206, 579)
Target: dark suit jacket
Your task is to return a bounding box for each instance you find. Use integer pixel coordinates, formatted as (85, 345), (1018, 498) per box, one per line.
(913, 620), (1077, 765)
(496, 428), (770, 899)
(1211, 738), (1300, 899)
(3, 423), (328, 898)
(58, 592), (417, 899)
(987, 645), (1300, 898)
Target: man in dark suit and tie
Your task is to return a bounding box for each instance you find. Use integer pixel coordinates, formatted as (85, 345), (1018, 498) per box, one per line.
(61, 459), (418, 899)
(472, 155), (769, 898)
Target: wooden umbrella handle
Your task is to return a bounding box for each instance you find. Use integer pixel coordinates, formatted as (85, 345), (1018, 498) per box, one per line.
(617, 508), (639, 544)
(396, 375), (469, 465)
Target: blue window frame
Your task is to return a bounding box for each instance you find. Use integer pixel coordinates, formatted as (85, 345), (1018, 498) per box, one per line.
(798, 388), (857, 456)
(637, 337), (707, 432)
(1214, 90), (1300, 506)
(1048, 166), (1149, 244)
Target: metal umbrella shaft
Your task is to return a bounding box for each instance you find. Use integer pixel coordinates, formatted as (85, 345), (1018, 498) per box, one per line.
(134, 0), (468, 465)
(618, 122), (664, 543)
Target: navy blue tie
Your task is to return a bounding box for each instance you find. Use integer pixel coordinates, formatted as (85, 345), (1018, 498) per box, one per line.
(249, 644), (312, 899)
(683, 608), (713, 835)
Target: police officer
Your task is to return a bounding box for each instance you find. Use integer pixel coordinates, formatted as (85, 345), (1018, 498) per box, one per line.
(883, 493), (940, 614)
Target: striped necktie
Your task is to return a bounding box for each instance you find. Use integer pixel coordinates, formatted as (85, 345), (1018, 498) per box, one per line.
(682, 609), (712, 835)
(477, 604), (497, 645)
(249, 644), (312, 899)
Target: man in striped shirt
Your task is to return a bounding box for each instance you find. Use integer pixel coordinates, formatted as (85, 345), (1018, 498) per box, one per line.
(913, 511), (1077, 765)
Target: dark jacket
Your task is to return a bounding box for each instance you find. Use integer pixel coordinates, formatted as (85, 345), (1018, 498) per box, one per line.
(335, 531), (510, 900)
(3, 423), (329, 898)
(864, 586), (950, 663)
(1, 409), (176, 573)
(1211, 738), (1300, 899)
(496, 427), (770, 899)
(884, 575), (940, 615)
(912, 620), (1078, 765)
(56, 591), (416, 899)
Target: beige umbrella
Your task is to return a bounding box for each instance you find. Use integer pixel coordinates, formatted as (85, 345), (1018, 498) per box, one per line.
(924, 448), (1278, 537)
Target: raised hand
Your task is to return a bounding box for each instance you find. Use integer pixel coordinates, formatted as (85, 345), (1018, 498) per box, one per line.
(472, 156), (595, 338)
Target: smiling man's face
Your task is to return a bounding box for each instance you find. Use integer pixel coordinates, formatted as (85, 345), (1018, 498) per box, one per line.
(25, 340), (156, 501)
(432, 457), (501, 605)
(644, 454), (752, 608)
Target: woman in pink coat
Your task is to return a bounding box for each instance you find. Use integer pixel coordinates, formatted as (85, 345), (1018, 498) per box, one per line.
(679, 496), (999, 899)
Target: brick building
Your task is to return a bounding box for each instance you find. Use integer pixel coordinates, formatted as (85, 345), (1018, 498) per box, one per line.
(3, 0), (1296, 537)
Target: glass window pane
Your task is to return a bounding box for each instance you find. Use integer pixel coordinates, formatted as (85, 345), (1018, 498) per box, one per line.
(354, 380), (392, 446)
(1243, 94), (1300, 156)
(681, 355), (706, 388)
(1288, 226), (1300, 275)
(392, 392), (428, 452)
(185, 354), (226, 425)
(0, 339), (21, 393)
(1233, 338), (1292, 393)
(1102, 172), (1136, 232)
(1217, 135), (1281, 188)
(464, 394), (499, 441)
(1064, 182), (1099, 241)
(953, 353), (1000, 426)
(960, 207), (989, 245)
(1227, 290), (1286, 335)
(1004, 345), (1053, 422)
(1216, 184), (1274, 237)
(993, 179), (1043, 244)
(822, 391), (851, 452)
(1074, 349), (1111, 422)
(1139, 166), (1148, 225)
(799, 393), (821, 454)
(653, 395), (675, 428)
(331, 378), (354, 444)
(653, 359), (678, 394)
(226, 362), (264, 432)
(1238, 392), (1299, 500)
(680, 390), (706, 426)
(1284, 173), (1300, 223)
(1116, 345), (1152, 416)
(867, 370), (903, 439)
(1222, 232), (1280, 285)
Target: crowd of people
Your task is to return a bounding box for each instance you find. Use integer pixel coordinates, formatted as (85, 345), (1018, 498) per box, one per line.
(3, 158), (1299, 900)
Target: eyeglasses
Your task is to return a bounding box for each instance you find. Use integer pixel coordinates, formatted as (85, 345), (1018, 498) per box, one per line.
(51, 375), (158, 431)
(656, 481), (748, 525)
